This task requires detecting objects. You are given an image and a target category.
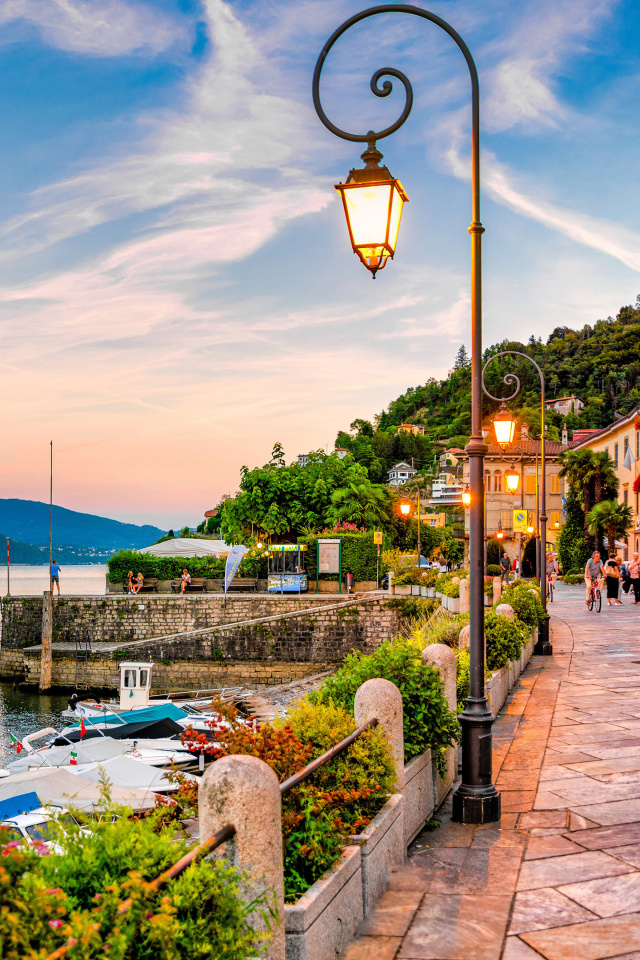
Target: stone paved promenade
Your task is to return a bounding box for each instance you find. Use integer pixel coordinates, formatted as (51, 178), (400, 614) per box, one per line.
(344, 583), (640, 960)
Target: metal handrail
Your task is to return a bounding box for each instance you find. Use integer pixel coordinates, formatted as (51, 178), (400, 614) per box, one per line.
(43, 717), (379, 957)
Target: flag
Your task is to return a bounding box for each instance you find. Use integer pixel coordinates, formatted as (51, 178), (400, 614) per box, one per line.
(80, 717), (86, 739)
(70, 750), (77, 766)
(9, 733), (23, 754)
(224, 545), (248, 596)
(624, 445), (634, 471)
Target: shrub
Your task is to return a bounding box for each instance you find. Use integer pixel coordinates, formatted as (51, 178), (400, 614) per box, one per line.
(484, 576), (495, 597)
(500, 585), (545, 628)
(107, 549), (267, 583)
(484, 612), (526, 671)
(562, 572), (584, 584)
(0, 810), (268, 959)
(486, 564), (502, 576)
(311, 638), (460, 766)
(387, 597), (440, 621)
(456, 650), (470, 712)
(417, 612), (469, 649)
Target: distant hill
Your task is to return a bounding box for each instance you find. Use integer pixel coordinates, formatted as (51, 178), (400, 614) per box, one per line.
(0, 500), (165, 552)
(0, 535), (113, 565)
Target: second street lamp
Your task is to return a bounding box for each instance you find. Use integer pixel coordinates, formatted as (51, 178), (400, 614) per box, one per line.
(313, 5), (499, 823)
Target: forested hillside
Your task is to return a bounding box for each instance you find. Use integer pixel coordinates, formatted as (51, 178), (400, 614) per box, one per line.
(334, 299), (640, 481)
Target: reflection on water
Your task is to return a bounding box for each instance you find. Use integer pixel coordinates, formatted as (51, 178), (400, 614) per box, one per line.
(0, 564), (107, 597)
(0, 682), (69, 766)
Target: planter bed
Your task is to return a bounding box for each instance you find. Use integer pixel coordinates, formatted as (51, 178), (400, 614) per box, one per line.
(433, 746), (457, 810)
(404, 749), (434, 844)
(354, 794), (405, 917)
(285, 845), (363, 960)
(487, 629), (537, 716)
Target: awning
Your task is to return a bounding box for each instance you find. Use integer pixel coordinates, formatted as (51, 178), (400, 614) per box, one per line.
(138, 538), (229, 558)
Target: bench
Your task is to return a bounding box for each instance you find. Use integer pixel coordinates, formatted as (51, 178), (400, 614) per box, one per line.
(226, 578), (258, 593)
(123, 578), (158, 593)
(171, 577), (207, 593)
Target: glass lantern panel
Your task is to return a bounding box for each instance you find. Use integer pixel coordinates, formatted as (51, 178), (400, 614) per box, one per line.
(344, 183), (393, 247)
(387, 183), (405, 252)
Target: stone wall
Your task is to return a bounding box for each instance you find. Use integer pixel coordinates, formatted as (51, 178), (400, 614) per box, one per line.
(1, 594), (402, 690)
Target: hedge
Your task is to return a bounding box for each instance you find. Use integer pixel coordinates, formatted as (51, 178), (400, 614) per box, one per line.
(107, 549), (267, 583)
(303, 530), (393, 582)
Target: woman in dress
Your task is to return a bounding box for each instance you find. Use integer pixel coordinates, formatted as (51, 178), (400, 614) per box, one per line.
(604, 555), (623, 605)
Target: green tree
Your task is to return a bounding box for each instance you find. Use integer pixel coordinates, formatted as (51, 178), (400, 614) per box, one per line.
(557, 489), (590, 573)
(586, 500), (633, 559)
(454, 345), (470, 369)
(328, 481), (393, 528)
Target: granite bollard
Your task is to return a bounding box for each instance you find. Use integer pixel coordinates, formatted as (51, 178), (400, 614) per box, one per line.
(493, 576), (502, 606)
(495, 603), (515, 621)
(354, 677), (405, 790)
(459, 578), (469, 615)
(199, 754), (285, 960)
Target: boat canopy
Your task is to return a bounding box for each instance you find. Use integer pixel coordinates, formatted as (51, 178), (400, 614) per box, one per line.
(138, 538), (228, 557)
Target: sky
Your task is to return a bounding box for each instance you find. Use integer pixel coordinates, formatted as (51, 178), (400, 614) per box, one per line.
(1, 0), (640, 530)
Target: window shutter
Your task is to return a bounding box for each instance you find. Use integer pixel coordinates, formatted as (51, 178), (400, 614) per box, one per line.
(525, 474), (537, 495)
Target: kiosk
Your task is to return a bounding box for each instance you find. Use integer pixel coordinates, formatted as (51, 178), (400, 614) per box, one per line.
(267, 544), (308, 593)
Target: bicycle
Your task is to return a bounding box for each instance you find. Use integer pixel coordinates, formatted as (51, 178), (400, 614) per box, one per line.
(546, 575), (554, 603)
(587, 579), (602, 613)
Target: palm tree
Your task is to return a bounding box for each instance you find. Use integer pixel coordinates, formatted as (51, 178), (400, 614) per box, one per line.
(328, 482), (392, 529)
(592, 451), (618, 504)
(559, 449), (598, 548)
(586, 500), (633, 559)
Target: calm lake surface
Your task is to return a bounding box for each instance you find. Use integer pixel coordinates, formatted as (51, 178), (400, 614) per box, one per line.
(0, 682), (69, 766)
(0, 565), (107, 764)
(0, 563), (107, 597)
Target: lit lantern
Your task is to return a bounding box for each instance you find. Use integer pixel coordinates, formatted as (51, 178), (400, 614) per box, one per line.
(527, 525), (534, 535)
(505, 469), (520, 493)
(493, 402), (516, 450)
(335, 143), (408, 278)
(256, 541), (263, 550)
(497, 531), (504, 540)
(462, 489), (471, 506)
(399, 501), (411, 516)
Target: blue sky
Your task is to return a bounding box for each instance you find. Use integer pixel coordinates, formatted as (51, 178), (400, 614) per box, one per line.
(0, 0), (639, 529)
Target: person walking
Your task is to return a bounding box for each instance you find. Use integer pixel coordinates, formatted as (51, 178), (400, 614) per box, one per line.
(629, 552), (640, 604)
(585, 551), (605, 606)
(49, 559), (61, 595)
(500, 551), (510, 584)
(604, 555), (623, 606)
(546, 552), (558, 597)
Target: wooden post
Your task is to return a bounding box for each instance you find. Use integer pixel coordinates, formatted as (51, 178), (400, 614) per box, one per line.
(40, 590), (53, 691)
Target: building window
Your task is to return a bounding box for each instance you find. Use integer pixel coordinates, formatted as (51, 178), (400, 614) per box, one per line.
(549, 510), (560, 529)
(614, 443), (619, 467)
(624, 488), (628, 504)
(625, 437), (630, 456)
(500, 510), (512, 531)
(525, 473), (536, 495)
(485, 471), (491, 492)
(494, 471), (502, 493)
(550, 474), (560, 495)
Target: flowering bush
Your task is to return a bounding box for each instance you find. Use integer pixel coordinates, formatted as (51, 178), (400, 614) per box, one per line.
(0, 813), (268, 960)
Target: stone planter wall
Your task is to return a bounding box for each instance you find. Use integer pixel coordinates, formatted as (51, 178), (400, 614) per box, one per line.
(285, 845), (363, 960)
(356, 794), (405, 917)
(486, 628), (537, 717)
(404, 749), (435, 845)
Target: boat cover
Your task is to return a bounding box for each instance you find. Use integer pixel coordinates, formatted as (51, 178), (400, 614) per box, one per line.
(0, 791), (41, 819)
(54, 717), (184, 745)
(66, 756), (192, 792)
(11, 738), (129, 774)
(77, 703), (188, 727)
(0, 768), (158, 812)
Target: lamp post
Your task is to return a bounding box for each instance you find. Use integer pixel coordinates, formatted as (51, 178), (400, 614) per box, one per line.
(313, 5), (499, 823)
(482, 351), (552, 655)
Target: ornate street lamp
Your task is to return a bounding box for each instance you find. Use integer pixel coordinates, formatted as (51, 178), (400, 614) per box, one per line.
(335, 144), (409, 278)
(399, 501), (411, 516)
(313, 5), (499, 824)
(482, 351), (551, 655)
(493, 401), (517, 450)
(462, 488), (471, 506)
(505, 468), (520, 494)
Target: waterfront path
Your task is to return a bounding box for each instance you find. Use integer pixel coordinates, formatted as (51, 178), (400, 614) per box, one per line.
(344, 583), (640, 960)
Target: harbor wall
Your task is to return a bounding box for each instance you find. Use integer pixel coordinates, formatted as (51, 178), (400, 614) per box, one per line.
(0, 594), (403, 690)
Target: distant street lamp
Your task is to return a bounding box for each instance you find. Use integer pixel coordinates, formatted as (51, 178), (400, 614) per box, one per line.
(505, 469), (520, 494)
(462, 488), (471, 507)
(399, 501), (411, 516)
(482, 351), (551, 655)
(313, 4), (499, 824)
(527, 525), (534, 535)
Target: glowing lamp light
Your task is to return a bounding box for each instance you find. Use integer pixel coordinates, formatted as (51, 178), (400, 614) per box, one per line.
(400, 502), (411, 516)
(335, 143), (408, 279)
(505, 469), (520, 493)
(527, 525), (534, 534)
(256, 541), (263, 550)
(496, 531), (504, 540)
(462, 490), (471, 507)
(554, 521), (560, 529)
(493, 402), (516, 450)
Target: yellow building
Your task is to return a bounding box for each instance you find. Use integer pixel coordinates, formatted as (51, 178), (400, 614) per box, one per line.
(460, 424), (567, 564)
(570, 407), (640, 558)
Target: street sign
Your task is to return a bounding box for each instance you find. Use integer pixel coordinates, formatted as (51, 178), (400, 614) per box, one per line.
(373, 531), (383, 545)
(513, 509), (528, 533)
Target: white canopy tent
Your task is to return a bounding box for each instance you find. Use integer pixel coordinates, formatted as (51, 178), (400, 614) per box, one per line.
(138, 538), (229, 558)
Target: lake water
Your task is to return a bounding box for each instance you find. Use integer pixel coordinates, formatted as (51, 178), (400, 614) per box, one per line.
(0, 564), (107, 597)
(0, 682), (70, 766)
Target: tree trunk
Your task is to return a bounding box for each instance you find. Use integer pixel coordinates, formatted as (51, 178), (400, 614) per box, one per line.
(608, 523), (616, 561)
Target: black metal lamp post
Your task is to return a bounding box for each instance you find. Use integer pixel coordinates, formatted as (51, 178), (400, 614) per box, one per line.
(482, 351), (552, 654)
(313, 5), (499, 823)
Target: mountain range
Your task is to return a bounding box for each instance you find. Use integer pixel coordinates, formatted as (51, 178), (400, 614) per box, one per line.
(0, 500), (165, 559)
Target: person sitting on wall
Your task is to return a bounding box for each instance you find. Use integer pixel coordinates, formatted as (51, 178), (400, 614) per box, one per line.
(132, 572), (144, 595)
(127, 570), (134, 594)
(180, 568), (191, 594)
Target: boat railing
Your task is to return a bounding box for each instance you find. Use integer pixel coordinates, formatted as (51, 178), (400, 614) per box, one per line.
(43, 716), (379, 959)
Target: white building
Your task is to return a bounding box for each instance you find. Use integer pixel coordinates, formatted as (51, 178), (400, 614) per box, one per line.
(429, 473), (464, 507)
(388, 461), (417, 486)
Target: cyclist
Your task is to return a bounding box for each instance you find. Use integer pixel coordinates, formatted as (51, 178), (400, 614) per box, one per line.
(546, 552), (558, 596)
(584, 551), (605, 607)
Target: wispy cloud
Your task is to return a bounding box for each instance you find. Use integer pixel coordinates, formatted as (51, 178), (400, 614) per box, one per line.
(0, 0), (185, 56)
